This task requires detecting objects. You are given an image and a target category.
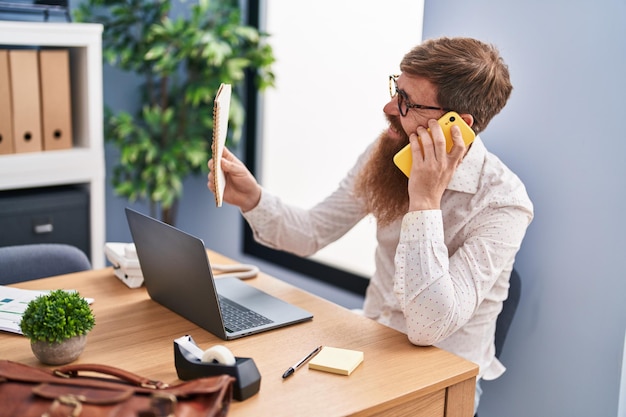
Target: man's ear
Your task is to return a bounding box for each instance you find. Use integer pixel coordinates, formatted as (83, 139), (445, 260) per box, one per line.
(460, 113), (474, 128)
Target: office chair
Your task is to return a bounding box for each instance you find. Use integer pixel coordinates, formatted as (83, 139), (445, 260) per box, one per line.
(0, 243), (91, 285)
(494, 268), (522, 358)
(475, 268), (522, 417)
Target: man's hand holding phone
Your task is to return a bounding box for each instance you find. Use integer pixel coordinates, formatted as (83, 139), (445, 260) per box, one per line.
(394, 111), (474, 211)
(393, 111), (475, 177)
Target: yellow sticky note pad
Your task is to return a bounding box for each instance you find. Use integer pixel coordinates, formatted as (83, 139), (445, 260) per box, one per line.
(308, 346), (363, 376)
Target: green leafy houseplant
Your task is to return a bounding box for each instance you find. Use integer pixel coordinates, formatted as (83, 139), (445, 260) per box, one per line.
(74, 0), (275, 225)
(20, 289), (95, 365)
(20, 289), (95, 344)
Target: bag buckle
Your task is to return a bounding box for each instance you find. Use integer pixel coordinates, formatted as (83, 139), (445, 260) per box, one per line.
(149, 392), (177, 417)
(42, 394), (85, 417)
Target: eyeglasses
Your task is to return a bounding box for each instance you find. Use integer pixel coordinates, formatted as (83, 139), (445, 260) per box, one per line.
(389, 75), (449, 117)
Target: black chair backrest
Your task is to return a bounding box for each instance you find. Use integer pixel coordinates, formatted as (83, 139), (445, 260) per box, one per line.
(494, 268), (522, 358)
(475, 269), (522, 417)
(0, 244), (91, 285)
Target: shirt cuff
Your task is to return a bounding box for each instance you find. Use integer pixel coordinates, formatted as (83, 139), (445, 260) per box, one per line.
(241, 188), (275, 224)
(400, 210), (444, 243)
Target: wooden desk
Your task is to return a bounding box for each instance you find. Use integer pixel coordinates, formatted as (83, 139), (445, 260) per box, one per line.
(0, 251), (478, 417)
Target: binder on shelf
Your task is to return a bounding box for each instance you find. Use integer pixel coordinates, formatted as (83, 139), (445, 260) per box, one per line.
(0, 50), (14, 155)
(8, 49), (43, 154)
(39, 49), (73, 151)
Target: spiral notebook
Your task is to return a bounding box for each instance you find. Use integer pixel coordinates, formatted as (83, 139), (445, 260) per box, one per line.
(211, 83), (231, 207)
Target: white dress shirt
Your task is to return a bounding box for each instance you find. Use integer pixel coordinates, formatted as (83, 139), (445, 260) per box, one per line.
(243, 136), (533, 380)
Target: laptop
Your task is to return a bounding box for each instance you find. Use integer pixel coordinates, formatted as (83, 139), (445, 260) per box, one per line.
(125, 208), (313, 340)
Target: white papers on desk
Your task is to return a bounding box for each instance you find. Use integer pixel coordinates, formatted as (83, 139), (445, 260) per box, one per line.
(0, 286), (93, 335)
(0, 286), (48, 334)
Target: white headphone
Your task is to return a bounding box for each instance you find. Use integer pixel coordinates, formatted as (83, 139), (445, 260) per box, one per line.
(211, 263), (259, 280)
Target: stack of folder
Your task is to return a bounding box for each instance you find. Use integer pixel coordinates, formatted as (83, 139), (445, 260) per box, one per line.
(0, 48), (73, 155)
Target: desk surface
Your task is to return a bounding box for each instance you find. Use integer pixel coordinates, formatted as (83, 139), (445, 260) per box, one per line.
(0, 251), (478, 417)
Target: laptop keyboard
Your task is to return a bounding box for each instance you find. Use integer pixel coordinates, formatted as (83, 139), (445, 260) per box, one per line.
(219, 295), (274, 333)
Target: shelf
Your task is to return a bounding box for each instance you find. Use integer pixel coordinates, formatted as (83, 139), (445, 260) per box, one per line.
(0, 21), (101, 48)
(0, 21), (105, 268)
(0, 148), (103, 190)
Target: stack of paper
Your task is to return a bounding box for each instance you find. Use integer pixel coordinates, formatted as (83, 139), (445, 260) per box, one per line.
(0, 286), (48, 334)
(308, 346), (364, 376)
(0, 287), (93, 335)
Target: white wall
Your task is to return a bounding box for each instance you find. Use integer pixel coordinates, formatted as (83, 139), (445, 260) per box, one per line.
(92, 1), (626, 415)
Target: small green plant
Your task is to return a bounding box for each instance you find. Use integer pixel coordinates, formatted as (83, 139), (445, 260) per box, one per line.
(20, 290), (95, 344)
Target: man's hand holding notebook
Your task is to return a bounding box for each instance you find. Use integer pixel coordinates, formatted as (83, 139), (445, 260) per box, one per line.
(211, 83), (231, 207)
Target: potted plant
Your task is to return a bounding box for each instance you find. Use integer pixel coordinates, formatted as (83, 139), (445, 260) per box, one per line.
(74, 0), (275, 225)
(20, 289), (95, 365)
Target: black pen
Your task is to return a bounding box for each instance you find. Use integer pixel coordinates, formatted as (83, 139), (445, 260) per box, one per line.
(282, 345), (322, 379)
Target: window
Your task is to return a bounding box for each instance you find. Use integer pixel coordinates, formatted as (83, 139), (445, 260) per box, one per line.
(244, 0), (425, 295)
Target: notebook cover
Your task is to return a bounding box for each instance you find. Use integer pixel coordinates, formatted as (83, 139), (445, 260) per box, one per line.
(211, 83), (232, 207)
(308, 346), (363, 376)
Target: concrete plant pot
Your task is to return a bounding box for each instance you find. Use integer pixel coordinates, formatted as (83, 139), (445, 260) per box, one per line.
(30, 335), (87, 365)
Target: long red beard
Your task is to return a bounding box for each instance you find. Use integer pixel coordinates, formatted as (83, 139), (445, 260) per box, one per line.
(354, 116), (412, 226)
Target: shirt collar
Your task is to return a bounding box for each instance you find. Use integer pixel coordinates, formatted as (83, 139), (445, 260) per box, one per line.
(446, 135), (486, 194)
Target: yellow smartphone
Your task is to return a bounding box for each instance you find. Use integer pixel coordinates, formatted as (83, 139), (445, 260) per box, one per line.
(392, 111), (476, 178)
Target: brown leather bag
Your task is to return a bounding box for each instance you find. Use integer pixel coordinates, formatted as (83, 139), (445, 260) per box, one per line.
(0, 360), (235, 417)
